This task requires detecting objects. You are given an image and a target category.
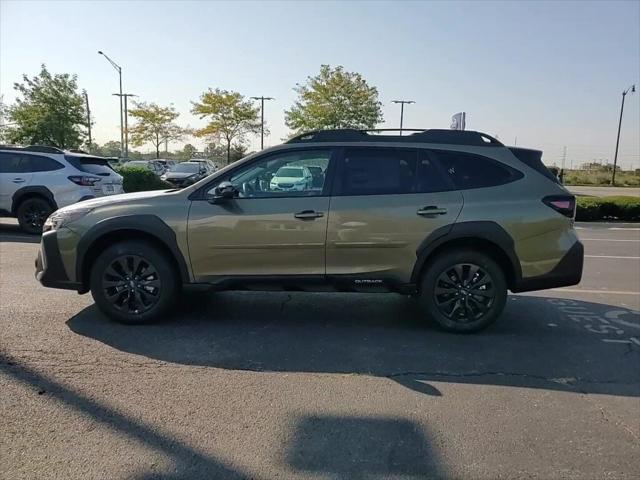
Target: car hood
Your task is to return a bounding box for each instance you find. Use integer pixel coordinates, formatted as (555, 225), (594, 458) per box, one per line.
(272, 176), (304, 183)
(58, 190), (175, 213)
(165, 172), (197, 179)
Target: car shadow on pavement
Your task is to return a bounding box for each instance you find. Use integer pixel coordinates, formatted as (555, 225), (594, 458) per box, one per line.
(285, 414), (443, 479)
(0, 222), (40, 243)
(0, 352), (253, 480)
(67, 292), (640, 398)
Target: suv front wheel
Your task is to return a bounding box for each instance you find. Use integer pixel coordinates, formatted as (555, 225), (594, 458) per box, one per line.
(419, 249), (507, 333)
(90, 240), (179, 324)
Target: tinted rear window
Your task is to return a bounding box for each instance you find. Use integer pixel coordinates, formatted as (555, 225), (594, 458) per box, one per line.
(430, 150), (522, 190)
(0, 152), (63, 172)
(65, 155), (115, 175)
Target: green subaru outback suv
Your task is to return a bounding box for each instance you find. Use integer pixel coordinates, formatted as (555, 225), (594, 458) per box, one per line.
(35, 129), (583, 332)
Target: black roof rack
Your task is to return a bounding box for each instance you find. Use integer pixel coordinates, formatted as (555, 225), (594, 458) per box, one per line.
(286, 128), (503, 147)
(0, 144), (65, 154)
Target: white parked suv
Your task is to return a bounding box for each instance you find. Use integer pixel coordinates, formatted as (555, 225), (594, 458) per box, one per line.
(269, 165), (313, 191)
(0, 145), (123, 233)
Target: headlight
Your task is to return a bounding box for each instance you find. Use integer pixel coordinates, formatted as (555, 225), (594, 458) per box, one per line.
(160, 175), (167, 180)
(43, 207), (93, 232)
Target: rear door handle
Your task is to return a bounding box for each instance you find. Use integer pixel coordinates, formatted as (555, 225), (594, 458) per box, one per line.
(294, 210), (324, 219)
(417, 206), (447, 216)
(12, 178), (26, 183)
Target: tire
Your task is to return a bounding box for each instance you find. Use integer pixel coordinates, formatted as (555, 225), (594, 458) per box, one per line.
(419, 249), (507, 333)
(16, 197), (53, 234)
(89, 240), (179, 324)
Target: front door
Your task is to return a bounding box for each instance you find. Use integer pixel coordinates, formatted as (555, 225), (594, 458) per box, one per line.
(326, 147), (463, 284)
(187, 148), (335, 280)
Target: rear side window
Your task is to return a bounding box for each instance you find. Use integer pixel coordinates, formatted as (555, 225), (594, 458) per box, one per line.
(24, 154), (64, 172)
(430, 150), (522, 190)
(336, 148), (418, 195)
(0, 152), (27, 173)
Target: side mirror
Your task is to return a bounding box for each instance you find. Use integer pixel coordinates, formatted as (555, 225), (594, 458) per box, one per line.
(209, 181), (237, 203)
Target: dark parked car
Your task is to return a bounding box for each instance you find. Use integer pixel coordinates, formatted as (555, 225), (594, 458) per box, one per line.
(161, 161), (212, 187)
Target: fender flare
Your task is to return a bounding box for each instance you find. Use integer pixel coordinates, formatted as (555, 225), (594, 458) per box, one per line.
(12, 186), (57, 213)
(410, 220), (522, 284)
(75, 214), (190, 285)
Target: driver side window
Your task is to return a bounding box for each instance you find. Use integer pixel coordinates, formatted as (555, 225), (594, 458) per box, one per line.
(223, 149), (332, 198)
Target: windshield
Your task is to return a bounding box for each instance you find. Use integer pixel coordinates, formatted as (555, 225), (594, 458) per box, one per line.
(170, 163), (200, 173)
(276, 167), (303, 178)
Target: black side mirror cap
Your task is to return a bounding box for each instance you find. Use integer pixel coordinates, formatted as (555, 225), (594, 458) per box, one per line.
(208, 181), (237, 203)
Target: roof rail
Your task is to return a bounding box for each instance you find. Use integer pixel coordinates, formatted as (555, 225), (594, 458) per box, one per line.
(286, 128), (503, 147)
(0, 144), (65, 154)
(23, 145), (65, 154)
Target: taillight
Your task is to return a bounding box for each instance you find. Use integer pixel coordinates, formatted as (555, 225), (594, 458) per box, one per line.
(543, 195), (576, 218)
(68, 175), (100, 186)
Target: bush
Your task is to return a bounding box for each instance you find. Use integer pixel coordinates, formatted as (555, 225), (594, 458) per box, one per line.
(576, 196), (640, 221)
(115, 166), (172, 193)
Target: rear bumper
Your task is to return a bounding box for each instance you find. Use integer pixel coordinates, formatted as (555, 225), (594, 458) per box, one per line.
(511, 241), (584, 293)
(35, 231), (82, 291)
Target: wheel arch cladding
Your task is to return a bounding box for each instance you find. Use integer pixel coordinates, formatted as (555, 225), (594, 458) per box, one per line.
(76, 215), (190, 290)
(411, 221), (521, 289)
(12, 186), (57, 213)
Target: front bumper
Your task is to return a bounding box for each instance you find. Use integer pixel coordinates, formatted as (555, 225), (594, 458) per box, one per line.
(511, 241), (584, 293)
(35, 230), (82, 291)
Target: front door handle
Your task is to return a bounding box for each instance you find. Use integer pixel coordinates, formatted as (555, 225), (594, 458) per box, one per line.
(12, 178), (26, 183)
(417, 206), (447, 216)
(294, 210), (324, 219)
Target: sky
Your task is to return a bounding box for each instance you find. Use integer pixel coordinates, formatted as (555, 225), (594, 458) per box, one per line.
(1, 0), (639, 169)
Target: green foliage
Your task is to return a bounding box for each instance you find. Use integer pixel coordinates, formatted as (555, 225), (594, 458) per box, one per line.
(563, 169), (639, 187)
(6, 65), (87, 148)
(191, 89), (261, 164)
(128, 102), (187, 158)
(115, 166), (172, 192)
(576, 196), (640, 221)
(285, 65), (383, 133)
(181, 143), (198, 160)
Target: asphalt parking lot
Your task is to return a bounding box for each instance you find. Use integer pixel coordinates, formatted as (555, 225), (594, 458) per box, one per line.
(1, 219), (639, 479)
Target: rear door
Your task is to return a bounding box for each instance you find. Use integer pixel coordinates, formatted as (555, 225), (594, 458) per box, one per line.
(0, 152), (33, 211)
(326, 147), (463, 284)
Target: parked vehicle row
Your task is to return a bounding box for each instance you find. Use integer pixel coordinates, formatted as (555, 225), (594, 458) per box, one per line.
(33, 129), (583, 333)
(161, 160), (216, 187)
(0, 145), (124, 233)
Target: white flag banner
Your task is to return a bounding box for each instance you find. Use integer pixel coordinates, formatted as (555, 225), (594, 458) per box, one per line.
(450, 112), (466, 130)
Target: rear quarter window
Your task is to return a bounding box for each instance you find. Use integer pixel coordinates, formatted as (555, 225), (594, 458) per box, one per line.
(25, 154), (65, 172)
(430, 150), (523, 190)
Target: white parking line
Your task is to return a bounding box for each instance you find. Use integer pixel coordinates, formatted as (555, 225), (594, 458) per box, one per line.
(551, 288), (640, 295)
(584, 255), (640, 259)
(581, 238), (640, 242)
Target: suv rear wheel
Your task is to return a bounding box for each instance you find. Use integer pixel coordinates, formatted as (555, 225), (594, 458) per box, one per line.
(16, 197), (53, 234)
(90, 240), (178, 324)
(419, 249), (507, 333)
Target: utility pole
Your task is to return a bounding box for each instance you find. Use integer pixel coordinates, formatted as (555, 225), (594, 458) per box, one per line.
(98, 51), (124, 158)
(113, 93), (137, 158)
(84, 91), (92, 150)
(562, 146), (567, 170)
(392, 100), (415, 136)
(612, 85), (635, 186)
(250, 96), (274, 149)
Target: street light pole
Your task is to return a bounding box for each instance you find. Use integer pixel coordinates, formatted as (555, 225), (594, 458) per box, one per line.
(84, 91), (92, 150)
(611, 84), (635, 186)
(250, 96), (274, 149)
(113, 93), (137, 158)
(98, 50), (124, 158)
(392, 100), (415, 136)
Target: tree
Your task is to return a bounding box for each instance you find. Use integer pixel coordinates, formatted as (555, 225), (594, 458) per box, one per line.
(99, 140), (123, 157)
(191, 89), (261, 164)
(6, 65), (87, 148)
(128, 102), (186, 158)
(181, 143), (197, 160)
(285, 65), (383, 133)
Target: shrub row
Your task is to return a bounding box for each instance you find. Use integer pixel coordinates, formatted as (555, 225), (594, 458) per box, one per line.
(115, 166), (172, 193)
(576, 196), (640, 222)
